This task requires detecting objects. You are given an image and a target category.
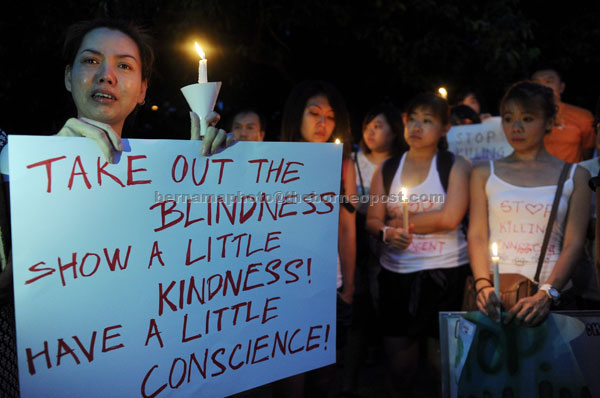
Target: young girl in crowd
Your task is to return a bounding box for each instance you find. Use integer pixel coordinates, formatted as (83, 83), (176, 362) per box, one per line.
(366, 93), (471, 395)
(281, 80), (356, 308)
(353, 102), (407, 302)
(343, 102), (406, 391)
(469, 81), (590, 326)
(277, 80), (356, 397)
(354, 103), (407, 215)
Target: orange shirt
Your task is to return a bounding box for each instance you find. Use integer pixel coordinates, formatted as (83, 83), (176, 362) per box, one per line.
(544, 102), (595, 163)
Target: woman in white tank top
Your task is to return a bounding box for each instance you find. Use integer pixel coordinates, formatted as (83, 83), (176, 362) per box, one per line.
(366, 94), (471, 395)
(469, 81), (590, 327)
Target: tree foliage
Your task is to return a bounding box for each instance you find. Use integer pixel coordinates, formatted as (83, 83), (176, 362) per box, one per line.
(1, 0), (597, 138)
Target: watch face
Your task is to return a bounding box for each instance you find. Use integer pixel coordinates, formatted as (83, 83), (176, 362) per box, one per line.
(541, 285), (560, 301)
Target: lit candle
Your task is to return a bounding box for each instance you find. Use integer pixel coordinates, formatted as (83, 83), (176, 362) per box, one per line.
(491, 242), (500, 301)
(334, 138), (341, 144)
(402, 187), (409, 231)
(438, 87), (448, 99)
(195, 42), (207, 84)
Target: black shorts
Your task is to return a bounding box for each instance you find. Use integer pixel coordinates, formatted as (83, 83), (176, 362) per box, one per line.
(378, 265), (470, 339)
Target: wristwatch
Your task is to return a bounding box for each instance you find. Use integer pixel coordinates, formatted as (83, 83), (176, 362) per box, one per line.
(539, 284), (560, 304)
(379, 226), (391, 244)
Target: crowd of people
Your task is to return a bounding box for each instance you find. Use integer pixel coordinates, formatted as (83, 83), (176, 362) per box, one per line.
(1, 18), (600, 398)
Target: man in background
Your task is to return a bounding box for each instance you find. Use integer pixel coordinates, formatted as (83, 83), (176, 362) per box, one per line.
(532, 68), (595, 163)
(231, 109), (266, 141)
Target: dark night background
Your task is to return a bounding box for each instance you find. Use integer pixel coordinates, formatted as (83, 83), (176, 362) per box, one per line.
(1, 0), (599, 143)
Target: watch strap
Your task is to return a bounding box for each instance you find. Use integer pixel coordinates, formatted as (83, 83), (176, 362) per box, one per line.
(380, 226), (391, 244)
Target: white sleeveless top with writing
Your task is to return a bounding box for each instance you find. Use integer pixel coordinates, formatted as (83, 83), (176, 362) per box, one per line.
(381, 152), (469, 273)
(486, 161), (575, 283)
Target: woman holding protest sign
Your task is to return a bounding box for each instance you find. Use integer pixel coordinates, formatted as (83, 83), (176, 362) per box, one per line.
(469, 81), (589, 326)
(0, 19), (232, 398)
(58, 18), (229, 161)
(366, 93), (471, 396)
(276, 80), (356, 397)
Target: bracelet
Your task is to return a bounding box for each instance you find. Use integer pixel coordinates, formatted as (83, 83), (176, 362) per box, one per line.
(472, 277), (493, 290)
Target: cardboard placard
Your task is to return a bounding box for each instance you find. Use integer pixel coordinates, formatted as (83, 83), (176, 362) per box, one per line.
(10, 137), (341, 397)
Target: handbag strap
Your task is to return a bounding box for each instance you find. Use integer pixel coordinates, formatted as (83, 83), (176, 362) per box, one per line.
(534, 163), (572, 283)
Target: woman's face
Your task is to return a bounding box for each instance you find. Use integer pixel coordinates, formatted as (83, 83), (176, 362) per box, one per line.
(363, 113), (394, 153)
(501, 100), (553, 151)
(300, 95), (335, 143)
(64, 27), (147, 135)
(404, 106), (446, 149)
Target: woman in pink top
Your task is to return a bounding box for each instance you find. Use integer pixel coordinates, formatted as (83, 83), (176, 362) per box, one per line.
(469, 81), (590, 326)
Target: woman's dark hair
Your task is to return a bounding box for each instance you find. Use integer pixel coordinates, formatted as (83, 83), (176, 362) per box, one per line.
(360, 102), (407, 156)
(405, 93), (450, 151)
(63, 19), (154, 81)
(280, 80), (352, 157)
(454, 88), (477, 103)
(452, 87), (486, 111)
(450, 104), (481, 125)
(500, 81), (557, 133)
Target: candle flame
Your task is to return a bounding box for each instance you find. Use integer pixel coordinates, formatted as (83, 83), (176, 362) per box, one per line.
(401, 187), (408, 202)
(438, 87), (448, 99)
(195, 42), (206, 60)
(492, 242), (498, 257)
(334, 138), (341, 144)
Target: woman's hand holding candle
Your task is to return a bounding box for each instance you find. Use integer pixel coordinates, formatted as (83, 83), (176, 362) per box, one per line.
(189, 111), (234, 156)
